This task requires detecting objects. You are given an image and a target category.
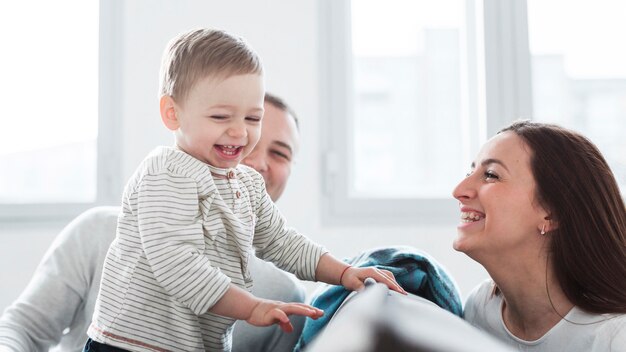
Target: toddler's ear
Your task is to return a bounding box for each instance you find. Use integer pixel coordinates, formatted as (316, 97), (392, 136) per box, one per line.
(160, 95), (180, 131)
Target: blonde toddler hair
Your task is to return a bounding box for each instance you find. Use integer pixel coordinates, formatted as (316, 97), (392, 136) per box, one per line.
(159, 28), (263, 102)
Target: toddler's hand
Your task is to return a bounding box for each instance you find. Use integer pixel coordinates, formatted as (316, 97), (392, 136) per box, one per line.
(341, 266), (407, 295)
(246, 300), (324, 333)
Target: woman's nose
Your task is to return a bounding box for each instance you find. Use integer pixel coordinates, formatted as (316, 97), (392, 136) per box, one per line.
(452, 173), (475, 201)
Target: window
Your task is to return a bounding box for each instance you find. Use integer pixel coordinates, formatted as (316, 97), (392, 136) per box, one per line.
(321, 0), (518, 224)
(322, 0), (626, 224)
(0, 0), (121, 221)
(320, 0), (544, 225)
(527, 0), (626, 190)
(350, 0), (466, 199)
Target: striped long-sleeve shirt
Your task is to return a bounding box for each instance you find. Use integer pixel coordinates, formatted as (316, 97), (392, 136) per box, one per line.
(87, 146), (326, 352)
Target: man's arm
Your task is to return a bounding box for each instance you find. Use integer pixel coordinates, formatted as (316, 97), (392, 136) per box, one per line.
(0, 269), (83, 351)
(0, 207), (118, 351)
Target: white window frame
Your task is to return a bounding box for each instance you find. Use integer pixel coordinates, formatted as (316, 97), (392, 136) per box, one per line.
(0, 0), (123, 222)
(319, 0), (532, 225)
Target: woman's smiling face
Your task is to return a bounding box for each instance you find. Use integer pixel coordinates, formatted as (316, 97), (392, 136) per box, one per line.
(451, 131), (549, 261)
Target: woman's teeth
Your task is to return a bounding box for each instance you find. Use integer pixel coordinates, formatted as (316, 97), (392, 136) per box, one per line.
(461, 211), (483, 222)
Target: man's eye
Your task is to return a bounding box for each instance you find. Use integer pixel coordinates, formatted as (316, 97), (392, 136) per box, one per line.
(271, 150), (290, 161)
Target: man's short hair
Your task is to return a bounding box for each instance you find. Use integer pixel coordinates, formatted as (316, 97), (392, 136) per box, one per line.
(265, 92), (300, 131)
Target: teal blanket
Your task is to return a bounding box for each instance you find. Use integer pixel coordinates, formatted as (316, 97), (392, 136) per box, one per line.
(294, 245), (462, 351)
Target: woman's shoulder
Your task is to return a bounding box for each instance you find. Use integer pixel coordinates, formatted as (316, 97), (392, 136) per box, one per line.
(591, 312), (626, 348)
(466, 279), (497, 305)
(463, 279), (499, 323)
(553, 311), (626, 351)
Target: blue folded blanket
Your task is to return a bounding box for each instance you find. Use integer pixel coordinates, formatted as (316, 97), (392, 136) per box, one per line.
(294, 245), (462, 351)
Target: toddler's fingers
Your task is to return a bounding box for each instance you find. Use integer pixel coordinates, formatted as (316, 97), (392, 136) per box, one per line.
(288, 303), (324, 318)
(270, 308), (294, 332)
(381, 269), (395, 280)
(374, 270), (406, 295)
(374, 269), (394, 283)
(278, 319), (294, 333)
(290, 302), (323, 313)
(272, 308), (290, 324)
(281, 303), (324, 318)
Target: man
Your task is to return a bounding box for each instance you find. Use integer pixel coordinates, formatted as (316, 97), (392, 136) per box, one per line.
(242, 93), (300, 202)
(0, 93), (305, 352)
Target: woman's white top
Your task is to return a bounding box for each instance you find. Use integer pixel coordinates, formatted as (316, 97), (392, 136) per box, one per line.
(464, 279), (626, 352)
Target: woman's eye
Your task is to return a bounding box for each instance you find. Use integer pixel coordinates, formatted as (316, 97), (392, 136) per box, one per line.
(484, 171), (499, 181)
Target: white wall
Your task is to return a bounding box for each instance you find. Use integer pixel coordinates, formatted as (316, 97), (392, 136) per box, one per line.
(0, 0), (487, 312)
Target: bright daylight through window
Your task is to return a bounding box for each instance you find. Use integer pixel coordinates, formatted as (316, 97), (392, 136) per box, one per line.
(0, 0), (99, 204)
(323, 0), (626, 224)
(350, 0), (467, 199)
(527, 0), (626, 191)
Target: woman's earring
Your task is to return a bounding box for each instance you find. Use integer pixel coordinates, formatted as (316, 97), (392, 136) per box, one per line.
(541, 224), (546, 235)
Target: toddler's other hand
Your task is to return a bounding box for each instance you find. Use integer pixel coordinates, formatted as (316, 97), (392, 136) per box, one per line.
(341, 266), (407, 295)
(246, 300), (324, 332)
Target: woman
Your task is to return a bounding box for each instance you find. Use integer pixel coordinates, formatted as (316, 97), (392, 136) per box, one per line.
(453, 120), (626, 351)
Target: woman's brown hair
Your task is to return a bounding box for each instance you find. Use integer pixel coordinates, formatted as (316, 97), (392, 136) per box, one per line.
(500, 120), (626, 313)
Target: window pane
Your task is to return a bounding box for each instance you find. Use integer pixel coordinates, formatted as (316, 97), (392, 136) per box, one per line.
(0, 0), (99, 203)
(528, 0), (626, 190)
(350, 0), (467, 198)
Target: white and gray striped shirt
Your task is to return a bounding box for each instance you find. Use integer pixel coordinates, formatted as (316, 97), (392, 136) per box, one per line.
(88, 146), (326, 352)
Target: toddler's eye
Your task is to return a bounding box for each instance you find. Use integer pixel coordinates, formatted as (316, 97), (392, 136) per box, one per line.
(246, 116), (261, 122)
(210, 115), (228, 120)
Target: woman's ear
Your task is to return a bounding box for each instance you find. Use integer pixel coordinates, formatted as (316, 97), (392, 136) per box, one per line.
(545, 215), (559, 232)
(160, 95), (179, 131)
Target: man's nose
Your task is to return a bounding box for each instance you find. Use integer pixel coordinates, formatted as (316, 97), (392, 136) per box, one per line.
(242, 150), (268, 172)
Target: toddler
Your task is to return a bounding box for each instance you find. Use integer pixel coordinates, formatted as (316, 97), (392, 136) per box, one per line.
(86, 28), (404, 352)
